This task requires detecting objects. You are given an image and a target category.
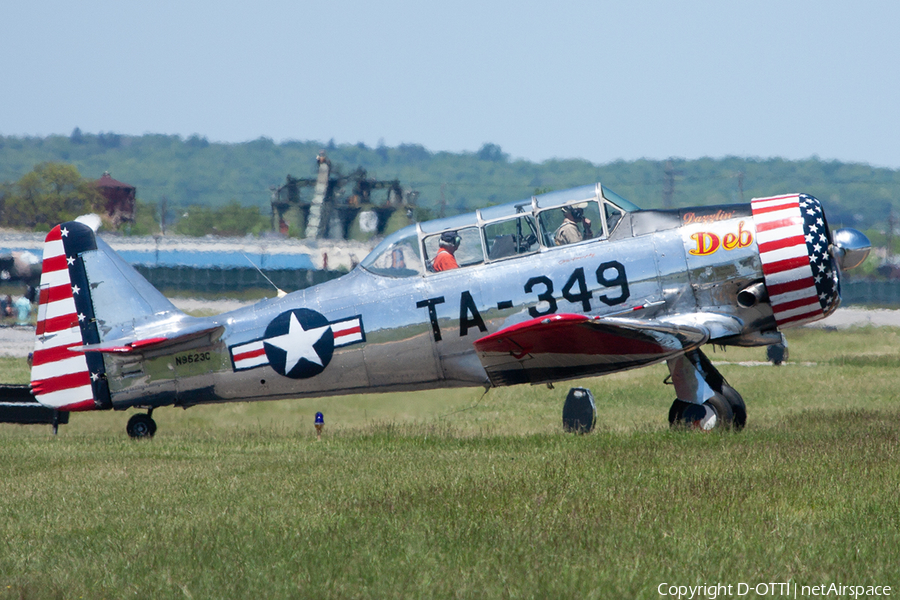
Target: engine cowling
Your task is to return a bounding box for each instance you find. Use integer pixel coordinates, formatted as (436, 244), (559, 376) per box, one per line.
(751, 193), (840, 329)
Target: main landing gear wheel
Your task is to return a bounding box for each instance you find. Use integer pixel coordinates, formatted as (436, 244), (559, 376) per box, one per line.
(720, 383), (746, 430)
(562, 387), (596, 434)
(668, 393), (735, 431)
(126, 413), (157, 439)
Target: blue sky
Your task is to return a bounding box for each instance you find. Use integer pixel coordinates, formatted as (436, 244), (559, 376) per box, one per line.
(3, 1), (899, 168)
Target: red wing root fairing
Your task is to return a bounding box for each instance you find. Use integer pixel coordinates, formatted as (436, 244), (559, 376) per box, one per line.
(474, 314), (708, 386)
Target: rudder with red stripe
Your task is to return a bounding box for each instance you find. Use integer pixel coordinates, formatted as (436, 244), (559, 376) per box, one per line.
(31, 223), (109, 411)
(30, 221), (182, 411)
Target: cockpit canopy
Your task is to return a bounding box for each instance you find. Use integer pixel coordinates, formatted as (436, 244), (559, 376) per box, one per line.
(359, 183), (639, 278)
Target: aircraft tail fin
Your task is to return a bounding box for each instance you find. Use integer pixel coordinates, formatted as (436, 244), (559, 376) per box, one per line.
(30, 222), (182, 411)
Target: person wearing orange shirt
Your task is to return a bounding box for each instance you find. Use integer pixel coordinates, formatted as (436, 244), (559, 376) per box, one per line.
(433, 231), (461, 271)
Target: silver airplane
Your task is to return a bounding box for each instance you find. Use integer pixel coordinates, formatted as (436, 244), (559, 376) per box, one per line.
(29, 183), (871, 437)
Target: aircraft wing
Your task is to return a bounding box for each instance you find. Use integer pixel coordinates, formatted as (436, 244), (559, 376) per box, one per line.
(473, 313), (740, 386)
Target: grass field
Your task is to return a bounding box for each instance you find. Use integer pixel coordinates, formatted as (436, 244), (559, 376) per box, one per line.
(1, 327), (899, 599)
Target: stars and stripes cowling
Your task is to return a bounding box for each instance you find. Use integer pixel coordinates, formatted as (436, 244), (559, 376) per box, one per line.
(31, 223), (110, 411)
(751, 193), (840, 329)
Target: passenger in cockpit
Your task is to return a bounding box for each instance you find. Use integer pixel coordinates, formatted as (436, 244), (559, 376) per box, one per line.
(555, 204), (593, 245)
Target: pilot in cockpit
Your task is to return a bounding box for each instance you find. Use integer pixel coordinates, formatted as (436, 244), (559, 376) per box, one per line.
(554, 204), (593, 245)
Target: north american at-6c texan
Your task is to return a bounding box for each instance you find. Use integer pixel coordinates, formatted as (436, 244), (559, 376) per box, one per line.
(29, 183), (870, 437)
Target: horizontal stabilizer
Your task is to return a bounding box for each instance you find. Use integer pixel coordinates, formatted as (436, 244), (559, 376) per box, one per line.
(474, 313), (709, 386)
(75, 324), (224, 354)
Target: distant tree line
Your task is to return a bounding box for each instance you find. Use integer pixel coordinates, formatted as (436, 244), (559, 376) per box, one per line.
(2, 131), (900, 236)
(0, 162), (105, 230)
(0, 162), (270, 236)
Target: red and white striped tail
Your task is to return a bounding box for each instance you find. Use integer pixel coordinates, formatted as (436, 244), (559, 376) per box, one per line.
(30, 226), (97, 411)
(751, 193), (839, 329)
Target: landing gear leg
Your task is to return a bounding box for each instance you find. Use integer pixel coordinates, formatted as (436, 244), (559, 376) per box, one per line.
(126, 409), (157, 439)
(666, 350), (745, 430)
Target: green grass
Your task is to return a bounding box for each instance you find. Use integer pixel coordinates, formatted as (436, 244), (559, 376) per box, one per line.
(2, 328), (900, 598)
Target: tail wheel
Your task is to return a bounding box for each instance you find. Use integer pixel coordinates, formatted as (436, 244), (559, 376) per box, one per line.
(766, 343), (788, 365)
(126, 413), (157, 439)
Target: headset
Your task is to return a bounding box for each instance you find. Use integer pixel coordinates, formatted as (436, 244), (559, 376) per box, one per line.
(567, 206), (585, 220)
(441, 233), (462, 246)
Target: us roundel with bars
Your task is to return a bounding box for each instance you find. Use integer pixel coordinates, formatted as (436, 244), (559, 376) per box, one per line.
(751, 193), (839, 328)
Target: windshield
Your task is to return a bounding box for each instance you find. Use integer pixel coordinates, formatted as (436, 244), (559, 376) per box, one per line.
(601, 186), (641, 211)
(359, 226), (423, 278)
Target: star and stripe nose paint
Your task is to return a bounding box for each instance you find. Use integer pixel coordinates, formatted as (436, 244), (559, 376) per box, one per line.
(751, 193), (839, 328)
(31, 225), (99, 411)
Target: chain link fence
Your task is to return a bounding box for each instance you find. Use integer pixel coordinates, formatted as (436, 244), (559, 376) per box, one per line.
(840, 279), (900, 307)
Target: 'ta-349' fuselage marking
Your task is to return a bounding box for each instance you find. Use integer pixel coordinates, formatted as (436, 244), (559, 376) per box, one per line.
(416, 261), (630, 341)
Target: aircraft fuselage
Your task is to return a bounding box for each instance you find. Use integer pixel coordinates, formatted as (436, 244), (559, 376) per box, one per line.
(104, 205), (772, 409)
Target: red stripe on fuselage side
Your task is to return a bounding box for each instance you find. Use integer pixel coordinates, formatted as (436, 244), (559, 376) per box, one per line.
(234, 347), (266, 362)
(766, 277), (817, 297)
(771, 296), (821, 313)
(334, 326), (361, 338)
(757, 235), (807, 254)
(761, 255), (811, 275)
(776, 309), (824, 326)
(755, 217), (802, 233)
(754, 194), (797, 203)
(752, 200), (799, 215)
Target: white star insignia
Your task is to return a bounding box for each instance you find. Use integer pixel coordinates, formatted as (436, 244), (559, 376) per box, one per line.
(817, 218), (824, 226)
(264, 312), (331, 373)
(807, 208), (816, 216)
(90, 372), (99, 382)
(805, 234), (814, 243)
(72, 285), (80, 295)
(60, 227), (69, 237)
(77, 313), (85, 322)
(66, 256), (75, 266)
